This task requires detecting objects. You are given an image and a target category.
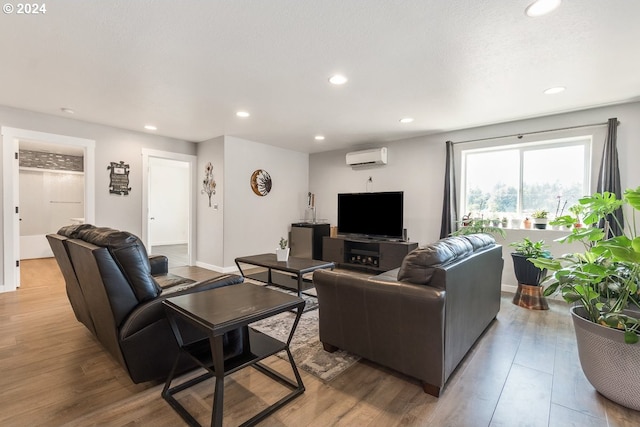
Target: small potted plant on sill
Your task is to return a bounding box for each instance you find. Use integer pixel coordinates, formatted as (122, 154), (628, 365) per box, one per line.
(452, 216), (506, 238)
(532, 188), (640, 410)
(276, 237), (289, 262)
(569, 204), (585, 228)
(531, 209), (549, 229)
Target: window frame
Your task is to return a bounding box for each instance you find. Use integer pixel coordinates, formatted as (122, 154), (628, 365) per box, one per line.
(458, 135), (592, 218)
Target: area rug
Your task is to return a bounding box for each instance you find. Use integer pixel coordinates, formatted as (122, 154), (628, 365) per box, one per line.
(246, 280), (361, 382)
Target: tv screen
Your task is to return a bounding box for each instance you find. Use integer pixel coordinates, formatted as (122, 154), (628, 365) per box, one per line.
(337, 191), (404, 239)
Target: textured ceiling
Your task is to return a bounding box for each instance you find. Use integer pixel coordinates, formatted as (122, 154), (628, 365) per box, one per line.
(1, 0), (638, 153)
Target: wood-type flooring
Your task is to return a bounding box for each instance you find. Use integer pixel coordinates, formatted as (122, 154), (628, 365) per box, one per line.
(1, 258), (639, 426)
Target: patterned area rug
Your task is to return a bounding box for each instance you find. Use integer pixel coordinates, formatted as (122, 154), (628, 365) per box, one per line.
(248, 280), (361, 382)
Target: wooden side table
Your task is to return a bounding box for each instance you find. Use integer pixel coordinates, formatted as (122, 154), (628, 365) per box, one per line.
(162, 283), (305, 427)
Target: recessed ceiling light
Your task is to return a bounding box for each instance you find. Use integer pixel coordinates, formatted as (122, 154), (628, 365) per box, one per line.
(144, 124), (157, 131)
(328, 74), (348, 85)
(544, 86), (565, 95)
(399, 117), (414, 124)
(314, 135), (325, 141)
(236, 111), (250, 118)
(60, 107), (75, 114)
(525, 0), (561, 17)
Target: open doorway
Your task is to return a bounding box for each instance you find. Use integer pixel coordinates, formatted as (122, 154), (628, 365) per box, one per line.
(19, 141), (85, 260)
(2, 127), (95, 293)
(141, 149), (196, 268)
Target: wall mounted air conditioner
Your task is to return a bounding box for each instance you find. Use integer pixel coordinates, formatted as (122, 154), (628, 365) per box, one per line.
(346, 147), (388, 166)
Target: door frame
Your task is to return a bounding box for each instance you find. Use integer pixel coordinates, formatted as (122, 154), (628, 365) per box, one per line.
(141, 149), (196, 266)
(2, 127), (95, 293)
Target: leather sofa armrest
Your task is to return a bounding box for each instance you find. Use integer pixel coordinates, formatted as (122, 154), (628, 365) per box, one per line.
(119, 273), (244, 339)
(149, 255), (168, 275)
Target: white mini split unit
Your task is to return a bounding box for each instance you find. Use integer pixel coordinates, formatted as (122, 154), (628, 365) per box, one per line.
(345, 147), (388, 167)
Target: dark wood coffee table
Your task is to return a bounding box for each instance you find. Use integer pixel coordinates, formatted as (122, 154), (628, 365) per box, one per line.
(162, 283), (305, 427)
(235, 253), (335, 297)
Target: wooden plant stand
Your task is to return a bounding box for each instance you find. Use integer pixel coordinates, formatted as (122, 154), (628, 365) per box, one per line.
(512, 283), (549, 310)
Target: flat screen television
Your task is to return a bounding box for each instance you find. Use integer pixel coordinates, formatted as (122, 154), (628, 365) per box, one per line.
(337, 191), (404, 240)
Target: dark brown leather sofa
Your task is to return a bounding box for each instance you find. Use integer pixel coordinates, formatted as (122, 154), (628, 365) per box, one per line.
(313, 234), (503, 397)
(47, 224), (245, 383)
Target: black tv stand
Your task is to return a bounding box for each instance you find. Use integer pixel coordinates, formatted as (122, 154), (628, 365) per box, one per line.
(322, 235), (418, 272)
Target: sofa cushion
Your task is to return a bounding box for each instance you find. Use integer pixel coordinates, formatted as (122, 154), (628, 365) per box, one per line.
(462, 233), (496, 251)
(57, 223), (96, 238)
(77, 227), (162, 302)
(397, 234), (495, 285)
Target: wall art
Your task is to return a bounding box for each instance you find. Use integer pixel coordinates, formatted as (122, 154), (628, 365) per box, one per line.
(202, 162), (217, 207)
(250, 169), (272, 196)
(108, 161), (131, 195)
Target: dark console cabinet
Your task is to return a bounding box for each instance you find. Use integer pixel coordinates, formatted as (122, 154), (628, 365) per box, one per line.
(290, 223), (330, 260)
(322, 236), (418, 271)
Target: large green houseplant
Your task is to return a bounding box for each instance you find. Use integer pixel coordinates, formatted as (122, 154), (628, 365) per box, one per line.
(531, 188), (640, 410)
(533, 189), (640, 342)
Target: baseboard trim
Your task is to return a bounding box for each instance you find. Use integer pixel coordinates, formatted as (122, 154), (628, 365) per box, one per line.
(195, 261), (238, 274)
(501, 284), (517, 294)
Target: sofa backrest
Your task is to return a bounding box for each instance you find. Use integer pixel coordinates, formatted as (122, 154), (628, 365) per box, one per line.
(46, 233), (96, 335)
(65, 238), (129, 366)
(397, 233), (496, 288)
(75, 227), (162, 303)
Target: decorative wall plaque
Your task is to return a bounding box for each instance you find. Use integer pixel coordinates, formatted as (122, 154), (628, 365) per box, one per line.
(108, 161), (131, 195)
(202, 162), (217, 207)
(250, 169), (272, 196)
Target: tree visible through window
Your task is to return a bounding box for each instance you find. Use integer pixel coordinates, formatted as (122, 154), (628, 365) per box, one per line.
(461, 138), (590, 221)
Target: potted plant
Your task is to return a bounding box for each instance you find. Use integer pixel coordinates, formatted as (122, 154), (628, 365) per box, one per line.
(532, 188), (640, 410)
(510, 237), (552, 310)
(531, 209), (549, 229)
(276, 237), (289, 262)
(452, 215), (506, 238)
(568, 204), (585, 228)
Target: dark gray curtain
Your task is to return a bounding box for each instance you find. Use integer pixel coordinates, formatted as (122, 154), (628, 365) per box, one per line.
(440, 140), (458, 238)
(596, 118), (624, 237)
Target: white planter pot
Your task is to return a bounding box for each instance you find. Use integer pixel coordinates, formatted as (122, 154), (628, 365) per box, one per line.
(533, 218), (548, 229)
(276, 248), (290, 262)
(571, 306), (640, 411)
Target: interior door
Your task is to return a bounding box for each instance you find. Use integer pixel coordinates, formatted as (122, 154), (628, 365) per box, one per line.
(148, 157), (191, 267)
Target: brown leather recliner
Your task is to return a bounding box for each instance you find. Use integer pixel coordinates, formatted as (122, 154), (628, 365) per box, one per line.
(313, 234), (503, 397)
(47, 224), (246, 383)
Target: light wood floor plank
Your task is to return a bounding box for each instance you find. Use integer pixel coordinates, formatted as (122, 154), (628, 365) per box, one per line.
(2, 258), (640, 426)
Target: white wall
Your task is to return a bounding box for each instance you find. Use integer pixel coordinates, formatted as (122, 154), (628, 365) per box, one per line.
(0, 105), (197, 288)
(196, 136), (225, 269)
(195, 135), (309, 271)
(19, 169), (85, 235)
(222, 136), (309, 268)
(310, 101), (640, 286)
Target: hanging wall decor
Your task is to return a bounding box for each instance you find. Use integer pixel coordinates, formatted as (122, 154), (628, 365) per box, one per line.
(250, 169), (272, 196)
(202, 162), (217, 207)
(108, 161), (131, 195)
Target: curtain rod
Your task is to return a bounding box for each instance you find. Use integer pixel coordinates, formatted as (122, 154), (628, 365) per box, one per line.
(450, 120), (619, 145)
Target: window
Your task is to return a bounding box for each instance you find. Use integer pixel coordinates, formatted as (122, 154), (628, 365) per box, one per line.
(460, 137), (591, 221)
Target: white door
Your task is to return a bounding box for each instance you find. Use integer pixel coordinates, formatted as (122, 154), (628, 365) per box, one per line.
(142, 150), (196, 268)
